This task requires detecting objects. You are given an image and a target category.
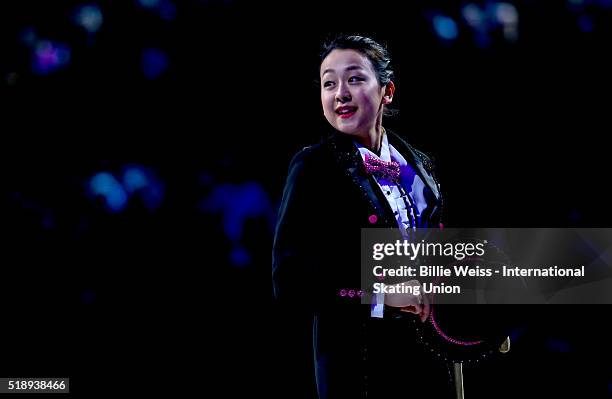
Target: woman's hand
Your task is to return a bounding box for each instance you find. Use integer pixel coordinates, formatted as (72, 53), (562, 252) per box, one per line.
(384, 280), (430, 322)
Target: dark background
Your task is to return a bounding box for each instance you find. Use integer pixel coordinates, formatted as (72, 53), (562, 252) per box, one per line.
(3, 0), (612, 397)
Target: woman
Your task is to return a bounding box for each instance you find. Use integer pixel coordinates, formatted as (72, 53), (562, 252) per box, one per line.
(272, 34), (449, 398)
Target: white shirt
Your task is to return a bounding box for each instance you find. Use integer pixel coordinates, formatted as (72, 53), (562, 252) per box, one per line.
(354, 130), (430, 317)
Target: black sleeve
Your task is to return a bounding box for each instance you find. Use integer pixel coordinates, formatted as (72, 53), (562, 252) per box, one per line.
(272, 148), (320, 311)
(271, 149), (320, 398)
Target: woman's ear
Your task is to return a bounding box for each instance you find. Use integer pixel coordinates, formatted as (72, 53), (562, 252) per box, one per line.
(382, 81), (395, 105)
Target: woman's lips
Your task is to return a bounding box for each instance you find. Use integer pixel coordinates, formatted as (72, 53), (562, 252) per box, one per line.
(338, 110), (357, 119)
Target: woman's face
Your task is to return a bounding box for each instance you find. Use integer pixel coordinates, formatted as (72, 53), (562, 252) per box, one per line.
(320, 49), (393, 138)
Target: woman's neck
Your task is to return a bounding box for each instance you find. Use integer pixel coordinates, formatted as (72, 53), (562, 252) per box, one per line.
(355, 125), (385, 156)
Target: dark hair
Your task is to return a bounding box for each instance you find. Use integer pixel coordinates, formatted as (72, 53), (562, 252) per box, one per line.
(319, 34), (398, 117)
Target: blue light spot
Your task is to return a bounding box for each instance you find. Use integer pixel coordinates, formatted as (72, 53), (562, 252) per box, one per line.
(74, 4), (104, 34)
(122, 166), (149, 193)
(462, 3), (485, 29)
(121, 165), (165, 211)
(142, 48), (169, 80)
(230, 246), (251, 267)
(89, 172), (128, 213)
(433, 15), (459, 41)
(137, 0), (161, 8)
(200, 181), (274, 242)
(32, 40), (71, 75)
(494, 3), (519, 26)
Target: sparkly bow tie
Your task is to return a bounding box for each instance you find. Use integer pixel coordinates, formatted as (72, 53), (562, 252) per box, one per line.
(363, 154), (401, 181)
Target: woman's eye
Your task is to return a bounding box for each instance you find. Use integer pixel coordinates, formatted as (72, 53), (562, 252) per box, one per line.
(323, 81), (334, 88)
(349, 76), (364, 83)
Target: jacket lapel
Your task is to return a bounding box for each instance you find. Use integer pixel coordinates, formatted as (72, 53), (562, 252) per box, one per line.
(328, 132), (397, 226)
(386, 129), (441, 203)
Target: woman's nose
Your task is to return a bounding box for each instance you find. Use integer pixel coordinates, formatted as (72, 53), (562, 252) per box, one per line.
(335, 83), (351, 103)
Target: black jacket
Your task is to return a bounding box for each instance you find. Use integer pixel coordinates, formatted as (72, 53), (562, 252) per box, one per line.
(273, 128), (442, 302)
(272, 129), (449, 398)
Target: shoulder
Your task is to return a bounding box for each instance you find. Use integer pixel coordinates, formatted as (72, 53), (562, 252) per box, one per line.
(287, 135), (336, 173)
(278, 138), (336, 211)
(412, 147), (435, 172)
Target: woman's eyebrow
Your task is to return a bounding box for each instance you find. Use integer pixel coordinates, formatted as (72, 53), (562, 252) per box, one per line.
(344, 65), (365, 72)
(322, 65), (365, 77)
